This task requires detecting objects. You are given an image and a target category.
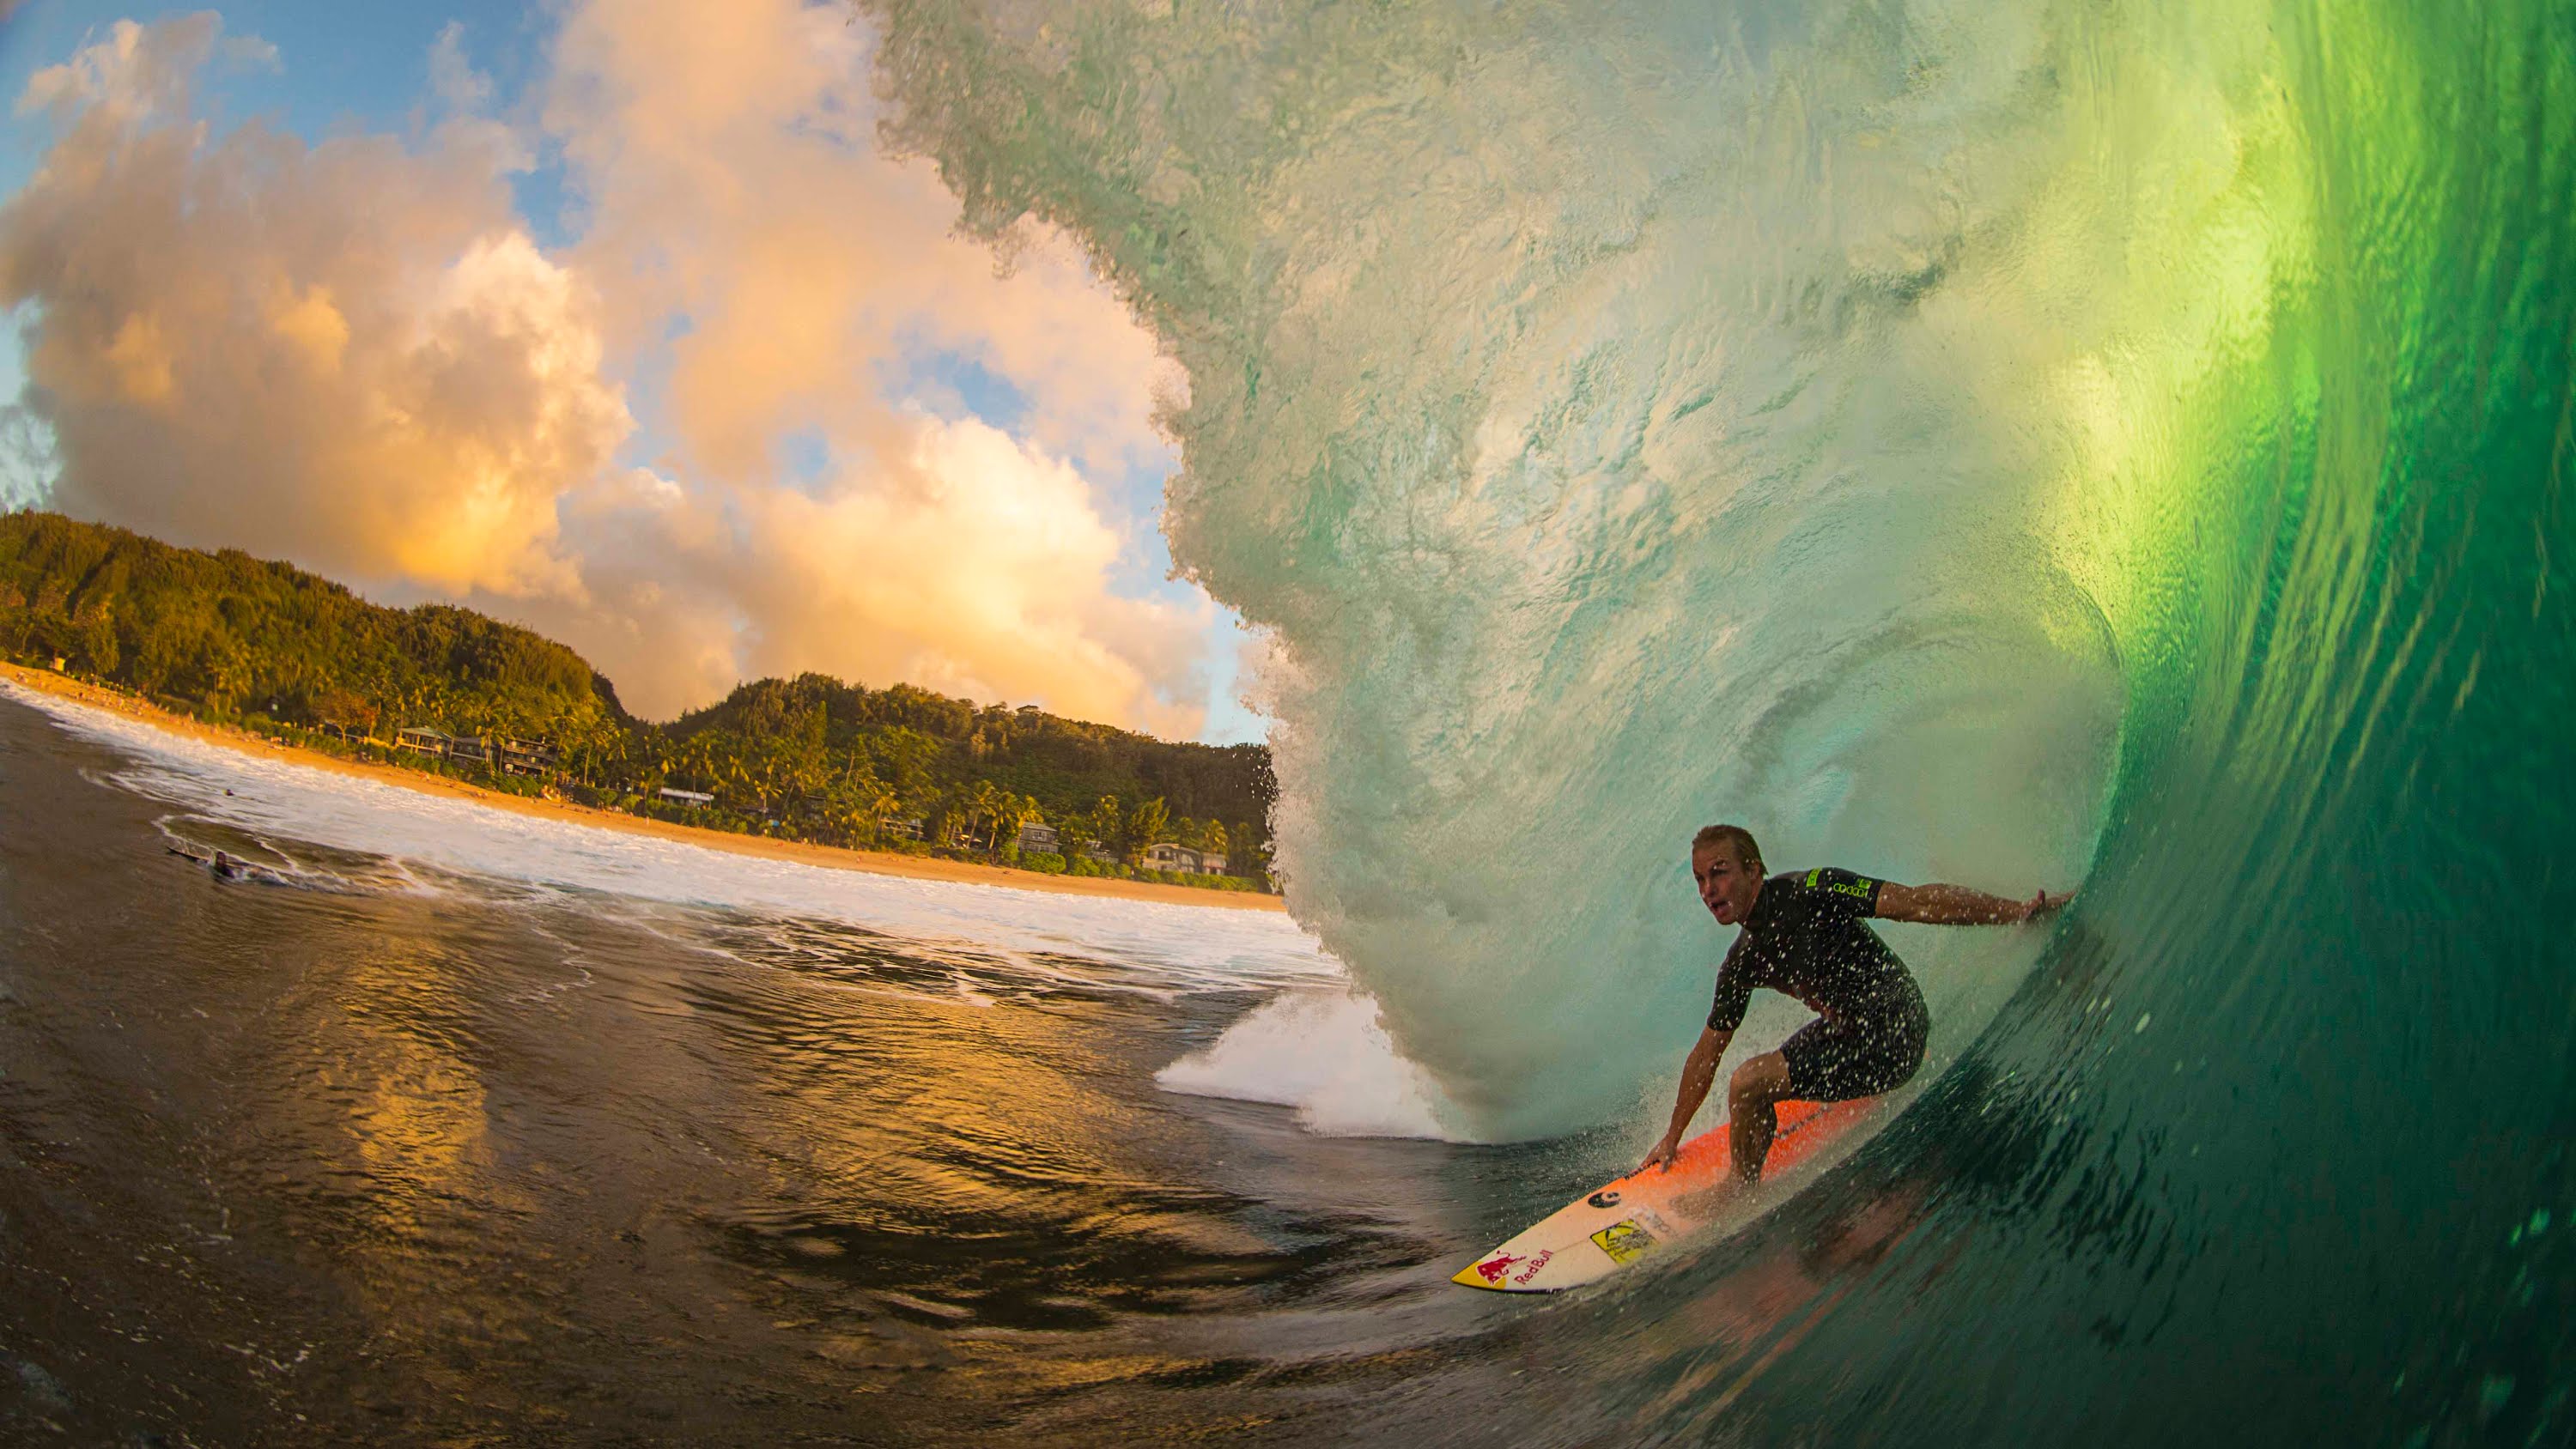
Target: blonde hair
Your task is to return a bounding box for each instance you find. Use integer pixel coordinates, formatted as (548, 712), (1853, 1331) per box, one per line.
(1691, 823), (1764, 874)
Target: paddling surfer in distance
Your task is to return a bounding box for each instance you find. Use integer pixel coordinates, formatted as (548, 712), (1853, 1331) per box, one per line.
(1641, 823), (2066, 1190)
(167, 844), (255, 882)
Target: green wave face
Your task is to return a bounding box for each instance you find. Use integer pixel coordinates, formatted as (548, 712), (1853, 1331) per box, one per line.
(865, 0), (2573, 1429)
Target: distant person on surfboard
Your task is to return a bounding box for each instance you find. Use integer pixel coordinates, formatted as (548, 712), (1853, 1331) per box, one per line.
(167, 844), (258, 882)
(1641, 823), (2065, 1189)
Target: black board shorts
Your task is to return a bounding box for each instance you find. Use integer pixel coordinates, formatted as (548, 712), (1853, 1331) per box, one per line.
(1779, 982), (1929, 1101)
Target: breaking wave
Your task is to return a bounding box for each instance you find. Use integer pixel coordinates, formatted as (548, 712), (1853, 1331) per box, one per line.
(861, 0), (2576, 1437)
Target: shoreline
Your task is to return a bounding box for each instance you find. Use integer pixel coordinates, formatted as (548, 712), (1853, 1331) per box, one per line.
(0, 661), (1287, 914)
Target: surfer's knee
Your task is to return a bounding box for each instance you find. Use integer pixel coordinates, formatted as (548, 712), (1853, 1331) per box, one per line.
(1728, 1052), (1791, 1109)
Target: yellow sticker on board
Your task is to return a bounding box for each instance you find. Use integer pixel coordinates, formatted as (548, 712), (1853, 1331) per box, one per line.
(1591, 1219), (1658, 1264)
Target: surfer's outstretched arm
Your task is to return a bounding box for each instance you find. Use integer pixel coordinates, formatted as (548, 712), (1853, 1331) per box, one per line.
(1643, 1026), (1732, 1173)
(1875, 882), (2067, 925)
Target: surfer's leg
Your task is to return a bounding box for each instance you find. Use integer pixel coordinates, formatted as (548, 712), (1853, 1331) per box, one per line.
(1726, 1052), (1794, 1182)
(1781, 997), (1929, 1103)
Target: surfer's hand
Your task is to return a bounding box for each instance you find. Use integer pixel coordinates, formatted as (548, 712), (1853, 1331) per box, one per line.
(2021, 889), (2067, 922)
(1639, 1135), (1680, 1174)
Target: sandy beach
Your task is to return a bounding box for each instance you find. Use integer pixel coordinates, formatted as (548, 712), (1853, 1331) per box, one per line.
(0, 660), (1286, 913)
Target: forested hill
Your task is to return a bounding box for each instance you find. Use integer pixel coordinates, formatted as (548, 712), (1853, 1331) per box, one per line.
(0, 511), (1274, 875)
(0, 510), (620, 735)
(665, 673), (1272, 840)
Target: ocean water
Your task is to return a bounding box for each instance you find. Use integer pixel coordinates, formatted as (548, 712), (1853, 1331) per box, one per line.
(5, 0), (2573, 1439)
(0, 691), (1521, 1444)
(0, 691), (1972, 1447)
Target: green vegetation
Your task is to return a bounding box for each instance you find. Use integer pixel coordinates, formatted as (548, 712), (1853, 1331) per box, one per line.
(0, 510), (1273, 891)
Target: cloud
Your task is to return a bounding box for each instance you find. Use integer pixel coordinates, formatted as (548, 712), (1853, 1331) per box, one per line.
(0, 15), (616, 597)
(18, 14), (208, 121)
(15, 14), (274, 123)
(427, 21), (492, 112)
(0, 9), (1212, 734)
(538, 417), (1206, 735)
(543, 0), (1179, 482)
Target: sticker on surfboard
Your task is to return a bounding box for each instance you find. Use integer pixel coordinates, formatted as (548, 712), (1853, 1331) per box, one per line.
(1589, 1218), (1658, 1264)
(1450, 1097), (1880, 1293)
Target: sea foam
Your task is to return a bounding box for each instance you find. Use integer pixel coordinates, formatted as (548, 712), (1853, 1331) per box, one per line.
(5, 680), (1317, 985)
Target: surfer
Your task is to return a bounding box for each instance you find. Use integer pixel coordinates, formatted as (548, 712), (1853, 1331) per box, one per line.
(1641, 823), (2063, 1188)
(167, 844), (254, 882)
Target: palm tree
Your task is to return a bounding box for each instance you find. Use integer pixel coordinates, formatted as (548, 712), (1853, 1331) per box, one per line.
(987, 791), (1037, 859)
(1125, 797), (1170, 867)
(866, 780), (902, 845)
(965, 780), (1003, 853)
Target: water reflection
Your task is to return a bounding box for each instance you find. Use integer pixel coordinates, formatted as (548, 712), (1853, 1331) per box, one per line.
(0, 708), (1547, 1444)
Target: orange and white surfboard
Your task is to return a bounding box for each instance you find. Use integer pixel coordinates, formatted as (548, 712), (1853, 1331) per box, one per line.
(1452, 1098), (1879, 1293)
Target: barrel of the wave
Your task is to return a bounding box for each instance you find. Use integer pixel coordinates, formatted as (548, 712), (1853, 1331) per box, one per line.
(1589, 0), (2576, 1437)
(862, 0), (2576, 1437)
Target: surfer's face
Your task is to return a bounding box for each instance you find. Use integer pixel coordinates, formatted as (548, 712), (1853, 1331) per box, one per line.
(1692, 842), (1760, 925)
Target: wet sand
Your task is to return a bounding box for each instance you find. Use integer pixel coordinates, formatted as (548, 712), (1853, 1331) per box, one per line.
(0, 660), (1285, 913)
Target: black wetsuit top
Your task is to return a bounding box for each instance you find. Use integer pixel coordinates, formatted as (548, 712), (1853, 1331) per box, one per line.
(1707, 868), (1918, 1034)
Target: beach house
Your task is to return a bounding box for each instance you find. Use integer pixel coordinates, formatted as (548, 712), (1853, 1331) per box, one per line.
(396, 725), (453, 757)
(1142, 842), (1228, 876)
(494, 736), (558, 778)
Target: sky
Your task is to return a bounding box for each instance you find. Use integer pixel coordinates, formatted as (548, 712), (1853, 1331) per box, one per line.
(0, 0), (1269, 744)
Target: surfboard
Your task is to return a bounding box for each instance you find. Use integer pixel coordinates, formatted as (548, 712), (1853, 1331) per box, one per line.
(1452, 1097), (1879, 1293)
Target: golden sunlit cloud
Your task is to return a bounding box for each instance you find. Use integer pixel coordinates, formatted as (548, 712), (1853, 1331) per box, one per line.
(2, 14), (611, 598)
(550, 417), (1207, 737)
(0, 6), (1212, 734)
